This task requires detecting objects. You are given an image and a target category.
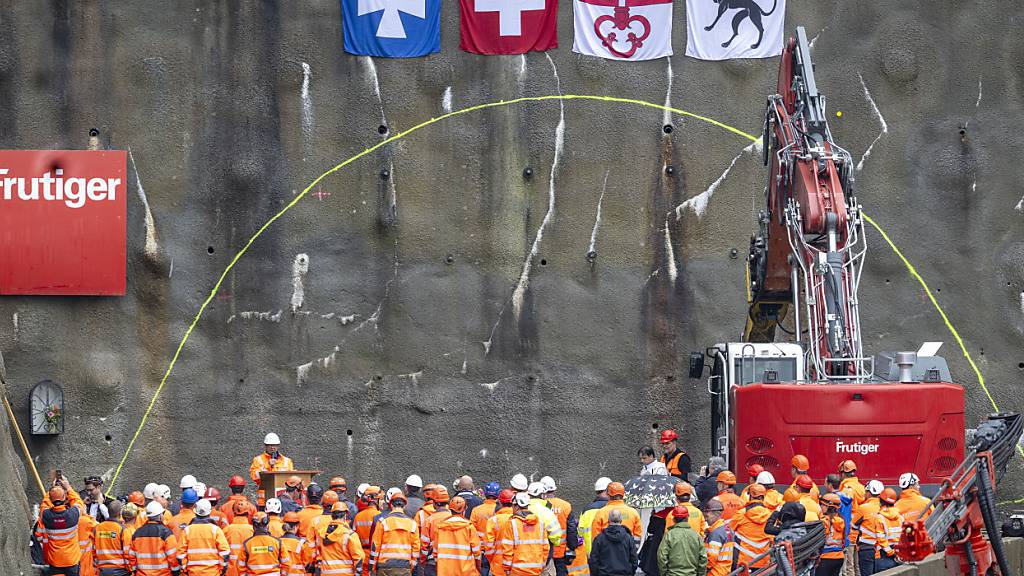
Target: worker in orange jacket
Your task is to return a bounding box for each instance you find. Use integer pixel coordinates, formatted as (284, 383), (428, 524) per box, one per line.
(871, 490), (904, 574)
(589, 483), (641, 547)
(266, 498), (286, 537)
(93, 500), (132, 576)
(896, 473), (932, 522)
(738, 464), (764, 501)
(471, 483), (500, 552)
(204, 487), (230, 529)
(370, 491), (420, 576)
(422, 486), (454, 575)
(249, 432), (295, 483)
(225, 501), (256, 576)
(837, 460), (866, 514)
(355, 487), (384, 575)
(78, 506), (98, 576)
(500, 493), (551, 576)
(222, 476), (257, 524)
(178, 499), (230, 576)
(416, 485), (439, 541)
(712, 472), (743, 520)
(129, 502), (181, 576)
(169, 488), (200, 542)
(788, 475), (821, 520)
(238, 512), (291, 575)
(703, 499), (734, 576)
(316, 502), (366, 576)
(35, 484), (84, 574)
(485, 490), (516, 576)
(280, 511), (313, 576)
(664, 482), (706, 538)
(851, 480), (884, 551)
(434, 497), (482, 576)
(730, 485), (773, 570)
(540, 476), (574, 576)
(297, 485), (327, 539)
(783, 455), (820, 503)
(817, 493), (846, 576)
(121, 503), (140, 572)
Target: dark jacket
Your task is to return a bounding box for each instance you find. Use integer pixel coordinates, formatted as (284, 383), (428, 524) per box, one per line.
(405, 494), (426, 519)
(456, 491), (484, 516)
(693, 476), (719, 512)
(582, 497), (609, 514)
(589, 524), (638, 576)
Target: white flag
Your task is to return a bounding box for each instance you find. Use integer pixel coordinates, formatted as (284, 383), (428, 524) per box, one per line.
(573, 0), (673, 61)
(685, 0), (785, 60)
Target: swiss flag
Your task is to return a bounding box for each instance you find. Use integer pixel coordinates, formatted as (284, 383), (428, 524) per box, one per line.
(460, 0), (558, 54)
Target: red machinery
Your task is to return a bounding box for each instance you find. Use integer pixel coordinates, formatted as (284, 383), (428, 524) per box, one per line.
(689, 27), (964, 486)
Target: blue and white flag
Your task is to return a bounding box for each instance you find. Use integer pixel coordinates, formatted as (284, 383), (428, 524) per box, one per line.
(343, 0), (441, 57)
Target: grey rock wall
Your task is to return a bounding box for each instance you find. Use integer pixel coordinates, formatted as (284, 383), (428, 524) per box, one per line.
(1, 1), (1023, 568)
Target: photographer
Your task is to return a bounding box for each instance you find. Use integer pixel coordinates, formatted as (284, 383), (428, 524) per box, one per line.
(83, 475), (113, 522)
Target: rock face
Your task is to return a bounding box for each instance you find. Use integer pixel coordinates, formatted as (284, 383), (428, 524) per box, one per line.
(1, 2), (1023, 569)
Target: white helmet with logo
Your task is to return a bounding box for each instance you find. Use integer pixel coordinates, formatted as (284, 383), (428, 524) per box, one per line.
(755, 471), (776, 486)
(866, 480), (885, 496)
(527, 482), (546, 497)
(541, 476), (557, 492)
(898, 473), (920, 489)
(195, 499), (212, 517)
(156, 484), (172, 500)
(265, 498), (283, 514)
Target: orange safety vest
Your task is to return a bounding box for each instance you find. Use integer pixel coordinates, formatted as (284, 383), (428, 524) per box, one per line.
(731, 505), (773, 569)
(417, 503), (437, 538)
(269, 516), (285, 538)
(566, 545), (590, 576)
(93, 520), (131, 572)
(821, 514), (846, 560)
(852, 498), (881, 546)
(499, 513), (551, 576)
(370, 511), (420, 571)
(660, 450), (689, 477)
(896, 488), (932, 522)
(715, 492), (744, 521)
(783, 481), (820, 503)
(297, 504), (325, 539)
(839, 477), (866, 514)
(224, 518), (256, 576)
(546, 497), (572, 558)
(664, 502), (707, 538)
(318, 521), (365, 576)
(353, 506), (379, 549)
(705, 519), (734, 576)
(179, 520), (230, 576)
(470, 499), (498, 543)
(435, 515), (482, 576)
(169, 508), (196, 542)
(78, 512), (98, 576)
(221, 495), (257, 524)
(590, 501), (642, 545)
(872, 508), (904, 559)
(129, 520), (181, 576)
(280, 533), (312, 576)
(240, 533), (290, 575)
(485, 508), (514, 575)
(249, 452), (295, 482)
(35, 502), (83, 568)
(123, 524), (138, 572)
(422, 508), (454, 563)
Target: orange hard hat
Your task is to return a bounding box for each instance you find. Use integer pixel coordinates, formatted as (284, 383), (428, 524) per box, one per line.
(252, 511), (269, 526)
(285, 475), (303, 488)
(48, 486), (66, 502)
(128, 491), (146, 506)
(228, 475), (246, 488)
(330, 476), (347, 489)
(660, 429), (679, 444)
(363, 486), (382, 502)
(331, 501), (348, 513)
(795, 475), (814, 489)
(821, 493), (841, 508)
(389, 491), (408, 504)
(233, 500), (252, 516)
(716, 471), (737, 485)
(747, 483), (767, 498)
(450, 496), (467, 514)
(433, 486), (450, 503)
(322, 490), (340, 507)
(498, 488), (516, 504)
(791, 455), (810, 471)
(423, 484), (437, 501)
(607, 482), (625, 498)
(880, 488), (897, 505)
(671, 505), (689, 519)
(838, 460), (857, 473)
(284, 511), (301, 523)
(747, 464), (765, 478)
(674, 482), (693, 496)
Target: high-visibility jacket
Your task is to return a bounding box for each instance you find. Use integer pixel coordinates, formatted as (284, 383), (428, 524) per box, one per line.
(546, 497), (572, 558)
(354, 505), (380, 550)
(783, 481), (820, 504)
(577, 501), (607, 557)
(660, 449), (690, 478)
(318, 520), (365, 576)
(224, 517), (256, 576)
(799, 495), (821, 521)
(740, 487), (783, 511)
(714, 492), (744, 521)
(369, 510), (419, 571)
(485, 508), (514, 575)
(129, 520), (181, 576)
(222, 495), (257, 524)
(820, 514), (846, 560)
(249, 452), (295, 482)
(566, 545), (590, 576)
(178, 519), (230, 576)
(422, 508), (454, 563)
(851, 498), (880, 546)
(210, 508), (230, 529)
(78, 512), (98, 576)
(471, 499), (499, 543)
(528, 498), (564, 548)
(839, 477), (866, 515)
(123, 524), (138, 571)
(93, 519), (132, 573)
(297, 504), (325, 539)
(730, 505), (773, 569)
(169, 508), (196, 542)
(590, 500), (641, 547)
(239, 533), (290, 575)
(280, 533), (312, 576)
(871, 508), (904, 559)
(664, 502), (707, 538)
(704, 519), (734, 576)
(269, 516), (285, 538)
(36, 502), (83, 568)
(435, 515), (482, 576)
(417, 503), (437, 538)
(896, 487), (932, 522)
(499, 513), (551, 576)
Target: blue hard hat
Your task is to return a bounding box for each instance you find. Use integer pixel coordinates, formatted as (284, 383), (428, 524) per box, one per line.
(181, 488), (200, 505)
(484, 482), (501, 497)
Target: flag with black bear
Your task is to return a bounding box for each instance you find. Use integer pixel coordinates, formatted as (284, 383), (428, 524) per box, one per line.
(685, 0), (786, 60)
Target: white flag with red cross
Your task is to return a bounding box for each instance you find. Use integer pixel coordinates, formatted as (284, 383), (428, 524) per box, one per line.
(572, 0), (673, 61)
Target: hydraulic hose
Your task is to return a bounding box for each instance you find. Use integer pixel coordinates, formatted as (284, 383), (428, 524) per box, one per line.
(976, 461), (1013, 576)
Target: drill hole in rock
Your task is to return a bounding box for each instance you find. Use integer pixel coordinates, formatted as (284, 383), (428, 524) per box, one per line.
(207, 246), (215, 254)
(540, 258), (547, 266)
(346, 429), (353, 436)
(89, 128), (99, 137)
(378, 125), (388, 135)
(104, 434), (112, 442)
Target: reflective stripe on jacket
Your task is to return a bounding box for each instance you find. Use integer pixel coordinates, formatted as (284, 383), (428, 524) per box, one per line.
(590, 501), (641, 547)
(528, 499), (564, 548)
(79, 512), (98, 576)
(281, 533), (311, 576)
(486, 508), (514, 575)
(318, 522), (365, 576)
(178, 520), (230, 576)
(704, 519), (734, 576)
(500, 514), (550, 576)
(730, 505), (773, 569)
(296, 505), (325, 539)
(370, 511), (420, 570)
(129, 520), (180, 576)
(240, 533), (289, 575)
(36, 503), (82, 568)
(471, 499), (499, 543)
(547, 497), (572, 558)
(435, 515), (482, 576)
(224, 518), (256, 576)
(93, 520), (130, 571)
(821, 515), (846, 560)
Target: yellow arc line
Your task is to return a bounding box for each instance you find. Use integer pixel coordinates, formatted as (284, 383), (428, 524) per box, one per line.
(104, 94), (1006, 496)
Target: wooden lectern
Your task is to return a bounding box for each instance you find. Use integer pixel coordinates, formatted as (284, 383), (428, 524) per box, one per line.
(257, 470), (320, 508)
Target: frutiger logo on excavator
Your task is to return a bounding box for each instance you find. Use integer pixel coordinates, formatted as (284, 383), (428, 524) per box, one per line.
(835, 440), (879, 455)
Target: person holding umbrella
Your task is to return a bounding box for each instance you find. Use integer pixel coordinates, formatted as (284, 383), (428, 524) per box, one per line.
(621, 474), (676, 576)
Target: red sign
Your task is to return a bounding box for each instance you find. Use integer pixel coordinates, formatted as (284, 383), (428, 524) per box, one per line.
(0, 150), (126, 295)
(460, 0), (557, 54)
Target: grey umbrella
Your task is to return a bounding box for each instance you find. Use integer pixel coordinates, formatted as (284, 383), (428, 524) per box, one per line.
(623, 474), (678, 509)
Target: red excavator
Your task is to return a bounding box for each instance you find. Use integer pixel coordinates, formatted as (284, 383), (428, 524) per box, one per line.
(688, 27), (964, 486)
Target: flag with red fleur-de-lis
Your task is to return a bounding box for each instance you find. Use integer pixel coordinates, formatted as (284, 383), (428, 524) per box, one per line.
(572, 0), (673, 61)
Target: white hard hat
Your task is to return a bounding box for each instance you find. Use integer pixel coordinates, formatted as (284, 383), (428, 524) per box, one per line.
(193, 482), (207, 498)
(143, 482), (159, 500)
(146, 501), (165, 517)
(386, 487), (404, 502)
(405, 474), (424, 488)
(899, 473), (920, 489)
(513, 492), (531, 507)
(156, 484), (172, 500)
(756, 471), (776, 485)
(357, 483), (370, 497)
(540, 476), (557, 492)
(594, 477), (612, 492)
(265, 498), (283, 514)
(510, 474), (529, 491)
(264, 432), (281, 445)
(194, 499), (212, 517)
(180, 475), (197, 489)
(527, 482), (546, 497)
(866, 480), (885, 496)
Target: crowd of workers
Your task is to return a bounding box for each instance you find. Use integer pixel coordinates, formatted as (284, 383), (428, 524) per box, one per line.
(33, 430), (933, 576)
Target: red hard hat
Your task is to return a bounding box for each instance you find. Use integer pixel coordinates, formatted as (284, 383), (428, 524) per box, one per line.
(791, 455), (810, 471)
(228, 475), (246, 487)
(880, 488), (897, 505)
(747, 464), (765, 478)
(498, 488), (516, 504)
(795, 475), (814, 489)
(205, 487), (221, 502)
(660, 430), (679, 444)
(671, 505), (689, 519)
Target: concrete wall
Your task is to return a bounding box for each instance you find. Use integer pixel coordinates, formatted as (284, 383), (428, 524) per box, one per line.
(2, 1), (1024, 569)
